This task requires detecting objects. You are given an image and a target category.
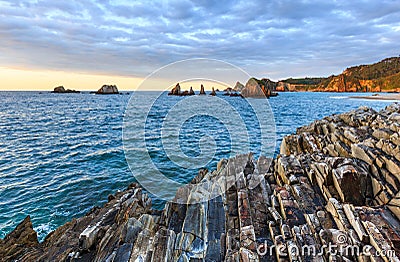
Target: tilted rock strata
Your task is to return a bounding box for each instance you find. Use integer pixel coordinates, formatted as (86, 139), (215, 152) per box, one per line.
(0, 184), (153, 261)
(282, 104), (400, 219)
(2, 105), (400, 261)
(0, 216), (39, 260)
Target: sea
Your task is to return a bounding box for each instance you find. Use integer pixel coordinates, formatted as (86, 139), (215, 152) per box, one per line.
(0, 91), (394, 241)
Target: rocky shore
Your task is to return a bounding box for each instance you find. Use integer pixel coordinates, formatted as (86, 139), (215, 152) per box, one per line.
(2, 104), (400, 261)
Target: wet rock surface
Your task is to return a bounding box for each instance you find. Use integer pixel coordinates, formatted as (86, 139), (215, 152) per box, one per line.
(2, 104), (400, 261)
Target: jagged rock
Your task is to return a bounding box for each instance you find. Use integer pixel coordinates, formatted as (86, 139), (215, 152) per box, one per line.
(241, 78), (278, 98)
(351, 144), (377, 165)
(151, 228), (176, 261)
(363, 221), (398, 261)
(168, 83), (181, 95)
(332, 159), (371, 205)
(388, 193), (400, 220)
(199, 84), (206, 95)
(210, 87), (217, 96)
(241, 78), (266, 98)
(96, 84), (119, 94)
(233, 81), (245, 92)
(0, 216), (39, 260)
(168, 83), (195, 96)
(189, 86), (195, 95)
(79, 225), (100, 250)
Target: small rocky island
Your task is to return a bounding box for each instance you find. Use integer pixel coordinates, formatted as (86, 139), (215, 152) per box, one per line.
(241, 78), (278, 98)
(51, 86), (80, 93)
(2, 104), (400, 261)
(96, 85), (119, 94)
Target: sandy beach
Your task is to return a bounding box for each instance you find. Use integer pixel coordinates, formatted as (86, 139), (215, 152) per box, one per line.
(349, 93), (400, 100)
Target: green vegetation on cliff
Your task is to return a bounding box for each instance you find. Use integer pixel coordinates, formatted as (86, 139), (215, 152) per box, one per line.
(277, 56), (400, 92)
(346, 57), (400, 80)
(282, 77), (329, 85)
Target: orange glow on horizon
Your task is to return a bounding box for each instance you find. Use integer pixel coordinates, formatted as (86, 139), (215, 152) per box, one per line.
(0, 67), (143, 91)
(0, 68), (233, 91)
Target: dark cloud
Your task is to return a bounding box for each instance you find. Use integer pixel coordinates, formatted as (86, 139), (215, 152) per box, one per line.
(0, 0), (399, 80)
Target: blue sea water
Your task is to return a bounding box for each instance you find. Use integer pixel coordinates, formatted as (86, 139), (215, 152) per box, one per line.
(0, 91), (393, 240)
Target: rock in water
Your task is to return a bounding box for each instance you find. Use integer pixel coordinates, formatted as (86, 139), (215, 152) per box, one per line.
(168, 83), (181, 96)
(53, 86), (65, 93)
(96, 84), (119, 94)
(189, 86), (195, 95)
(233, 81), (245, 92)
(168, 84), (196, 96)
(52, 86), (80, 93)
(199, 84), (206, 95)
(241, 78), (278, 98)
(210, 87), (216, 96)
(241, 78), (265, 98)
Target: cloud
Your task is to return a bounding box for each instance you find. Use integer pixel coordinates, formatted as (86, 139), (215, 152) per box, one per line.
(0, 0), (399, 81)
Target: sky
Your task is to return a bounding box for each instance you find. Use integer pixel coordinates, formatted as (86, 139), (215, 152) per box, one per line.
(0, 0), (399, 90)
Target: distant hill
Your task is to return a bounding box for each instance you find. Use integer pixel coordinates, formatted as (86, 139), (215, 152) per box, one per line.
(275, 57), (400, 92)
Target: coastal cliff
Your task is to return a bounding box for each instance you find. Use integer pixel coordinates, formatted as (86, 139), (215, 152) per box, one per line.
(277, 57), (400, 92)
(2, 104), (400, 261)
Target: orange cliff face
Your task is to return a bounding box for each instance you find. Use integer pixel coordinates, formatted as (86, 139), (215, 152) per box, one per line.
(275, 57), (400, 92)
(276, 82), (310, 92)
(359, 80), (381, 92)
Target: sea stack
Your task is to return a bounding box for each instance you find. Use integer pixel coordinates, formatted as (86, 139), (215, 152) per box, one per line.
(210, 87), (216, 96)
(241, 78), (266, 98)
(233, 81), (245, 92)
(189, 86), (195, 95)
(168, 83), (181, 95)
(96, 85), (119, 94)
(199, 84), (206, 95)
